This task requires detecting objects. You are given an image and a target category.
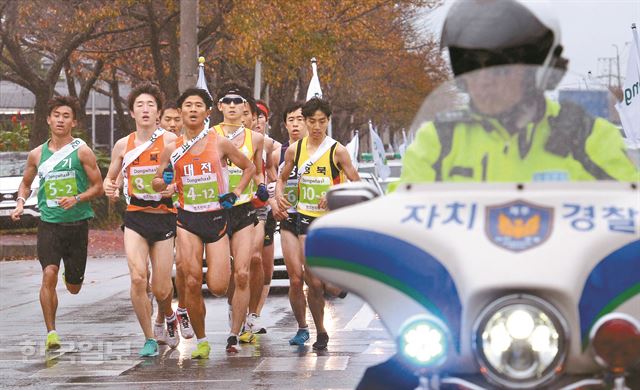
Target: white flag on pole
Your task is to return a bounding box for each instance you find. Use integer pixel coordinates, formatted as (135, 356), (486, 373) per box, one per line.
(398, 129), (408, 157)
(369, 120), (390, 180)
(196, 56), (213, 129)
(615, 24), (640, 148)
(345, 130), (359, 170)
(306, 57), (332, 137)
(306, 57), (323, 100)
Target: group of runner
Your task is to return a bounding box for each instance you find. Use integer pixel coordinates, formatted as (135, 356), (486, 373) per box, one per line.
(10, 80), (360, 360)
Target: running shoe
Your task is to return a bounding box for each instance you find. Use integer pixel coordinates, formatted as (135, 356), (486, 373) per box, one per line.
(139, 338), (159, 357)
(191, 341), (210, 359)
(312, 332), (329, 350)
(226, 335), (241, 353)
(45, 332), (61, 351)
(165, 316), (180, 348)
(153, 322), (167, 345)
(246, 313), (267, 334)
(289, 328), (310, 346)
(177, 310), (194, 339)
(238, 331), (255, 343)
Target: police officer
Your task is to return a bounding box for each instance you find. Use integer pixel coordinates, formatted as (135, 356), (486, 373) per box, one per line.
(390, 0), (638, 189)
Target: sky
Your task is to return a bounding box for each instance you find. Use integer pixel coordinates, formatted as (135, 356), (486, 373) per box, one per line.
(418, 0), (640, 90)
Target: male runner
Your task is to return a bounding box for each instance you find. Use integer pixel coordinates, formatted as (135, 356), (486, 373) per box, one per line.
(11, 96), (103, 351)
(104, 83), (178, 357)
(245, 100), (282, 335)
(157, 100), (194, 339)
(152, 87), (256, 359)
(277, 97), (360, 349)
(213, 83), (268, 352)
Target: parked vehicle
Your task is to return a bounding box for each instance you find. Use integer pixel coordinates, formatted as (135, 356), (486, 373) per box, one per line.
(0, 152), (39, 227)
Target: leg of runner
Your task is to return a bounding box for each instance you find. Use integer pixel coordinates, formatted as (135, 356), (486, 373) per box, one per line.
(40, 265), (59, 330)
(175, 256), (194, 339)
(204, 235), (231, 297)
(227, 224), (255, 352)
(149, 237), (178, 348)
(245, 219), (265, 336)
(300, 236), (329, 350)
(255, 237), (274, 317)
(123, 228), (156, 355)
(281, 227), (309, 345)
(176, 226), (210, 359)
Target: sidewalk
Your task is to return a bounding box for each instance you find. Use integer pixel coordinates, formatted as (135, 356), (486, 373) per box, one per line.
(0, 229), (125, 259)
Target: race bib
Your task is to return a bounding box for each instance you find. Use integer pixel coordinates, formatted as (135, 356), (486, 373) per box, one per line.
(298, 176), (330, 213)
(130, 165), (161, 201)
(285, 178), (299, 208)
(228, 166), (253, 203)
(44, 171), (77, 207)
(182, 173), (220, 212)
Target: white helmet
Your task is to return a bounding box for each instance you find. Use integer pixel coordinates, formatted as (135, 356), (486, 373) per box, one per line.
(441, 0), (568, 89)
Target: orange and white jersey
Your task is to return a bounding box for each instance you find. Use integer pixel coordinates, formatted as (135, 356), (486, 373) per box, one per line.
(174, 132), (229, 212)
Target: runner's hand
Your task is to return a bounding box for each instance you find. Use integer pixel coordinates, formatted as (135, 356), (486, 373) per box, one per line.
(104, 178), (119, 199)
(256, 183), (269, 201)
(219, 192), (238, 209)
(163, 165), (174, 185)
(276, 194), (291, 211)
(10, 205), (23, 221)
(58, 196), (78, 210)
(161, 183), (176, 197)
(318, 195), (328, 210)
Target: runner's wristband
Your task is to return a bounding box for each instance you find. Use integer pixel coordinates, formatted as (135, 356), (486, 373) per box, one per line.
(16, 196), (26, 204)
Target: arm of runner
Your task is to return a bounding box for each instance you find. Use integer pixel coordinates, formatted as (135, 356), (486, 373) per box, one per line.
(10, 148), (40, 221)
(220, 136), (256, 197)
(104, 138), (127, 199)
(266, 139), (280, 183)
(276, 142), (296, 211)
(58, 145), (103, 210)
(252, 132), (266, 186)
(158, 132), (178, 198)
(152, 140), (177, 193)
(334, 144), (361, 182)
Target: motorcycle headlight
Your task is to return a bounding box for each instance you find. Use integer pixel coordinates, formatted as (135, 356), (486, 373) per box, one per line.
(473, 295), (568, 389)
(397, 315), (449, 370)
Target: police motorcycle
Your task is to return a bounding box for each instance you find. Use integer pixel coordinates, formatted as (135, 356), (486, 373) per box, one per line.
(304, 61), (640, 390)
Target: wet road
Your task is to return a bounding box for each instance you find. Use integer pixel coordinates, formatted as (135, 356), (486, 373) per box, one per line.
(0, 258), (394, 389)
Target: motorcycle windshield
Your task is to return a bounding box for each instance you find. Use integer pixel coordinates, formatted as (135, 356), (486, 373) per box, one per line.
(405, 64), (640, 183)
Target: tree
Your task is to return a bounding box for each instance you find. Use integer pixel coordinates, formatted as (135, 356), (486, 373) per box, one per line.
(0, 0), (142, 148)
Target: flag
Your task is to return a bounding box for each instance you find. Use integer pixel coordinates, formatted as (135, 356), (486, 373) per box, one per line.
(369, 120), (390, 180)
(398, 129), (408, 157)
(306, 57), (332, 137)
(196, 56), (212, 129)
(306, 57), (323, 101)
(345, 130), (359, 170)
(615, 24), (640, 148)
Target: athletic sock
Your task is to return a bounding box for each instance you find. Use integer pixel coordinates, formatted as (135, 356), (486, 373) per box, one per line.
(176, 307), (188, 314)
(298, 326), (309, 331)
(48, 330), (58, 335)
(197, 337), (208, 344)
(165, 312), (176, 322)
(229, 332), (238, 338)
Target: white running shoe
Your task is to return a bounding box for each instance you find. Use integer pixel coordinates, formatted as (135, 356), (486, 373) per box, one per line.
(165, 316), (180, 348)
(246, 313), (267, 334)
(153, 322), (166, 345)
(177, 310), (194, 339)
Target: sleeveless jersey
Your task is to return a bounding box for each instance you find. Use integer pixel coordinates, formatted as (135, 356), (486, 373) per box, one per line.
(174, 133), (228, 212)
(214, 125), (255, 205)
(295, 136), (344, 218)
(124, 132), (175, 213)
(37, 140), (94, 223)
(279, 141), (299, 213)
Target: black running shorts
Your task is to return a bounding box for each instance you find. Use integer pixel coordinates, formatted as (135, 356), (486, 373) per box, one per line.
(263, 210), (277, 246)
(227, 202), (258, 238)
(177, 208), (228, 244)
(297, 213), (317, 236)
(280, 212), (298, 236)
(37, 219), (89, 285)
(124, 211), (176, 243)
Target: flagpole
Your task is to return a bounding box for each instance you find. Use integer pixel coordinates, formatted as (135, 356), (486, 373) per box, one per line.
(632, 24), (640, 79)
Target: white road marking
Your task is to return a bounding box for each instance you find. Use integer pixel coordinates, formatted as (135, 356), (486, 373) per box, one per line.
(51, 379), (242, 386)
(343, 303), (375, 330)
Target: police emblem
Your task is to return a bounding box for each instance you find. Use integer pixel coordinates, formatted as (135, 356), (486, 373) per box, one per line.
(485, 200), (553, 252)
